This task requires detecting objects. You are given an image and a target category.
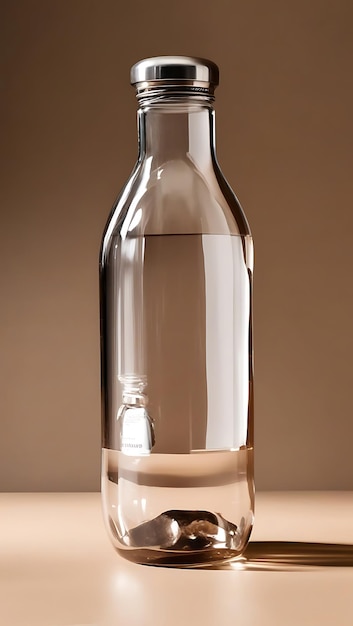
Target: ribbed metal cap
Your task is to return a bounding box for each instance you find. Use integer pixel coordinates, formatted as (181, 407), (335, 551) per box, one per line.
(130, 56), (219, 89)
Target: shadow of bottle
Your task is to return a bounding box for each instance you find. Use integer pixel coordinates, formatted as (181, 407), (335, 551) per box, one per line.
(204, 541), (353, 571)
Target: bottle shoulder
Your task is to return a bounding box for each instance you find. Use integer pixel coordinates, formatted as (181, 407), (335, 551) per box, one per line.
(101, 158), (251, 259)
(211, 157), (251, 237)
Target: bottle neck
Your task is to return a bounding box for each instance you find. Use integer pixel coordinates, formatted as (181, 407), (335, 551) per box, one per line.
(137, 101), (216, 171)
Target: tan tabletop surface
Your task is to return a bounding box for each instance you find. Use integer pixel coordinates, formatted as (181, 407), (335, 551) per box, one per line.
(1, 492), (352, 626)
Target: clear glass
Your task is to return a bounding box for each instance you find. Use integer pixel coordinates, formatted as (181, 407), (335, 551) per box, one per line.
(100, 96), (254, 567)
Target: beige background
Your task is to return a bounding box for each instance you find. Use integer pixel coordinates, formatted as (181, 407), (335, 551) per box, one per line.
(1, 0), (352, 491)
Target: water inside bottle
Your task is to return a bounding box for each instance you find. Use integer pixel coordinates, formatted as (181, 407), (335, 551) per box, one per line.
(106, 234), (253, 451)
(101, 233), (254, 565)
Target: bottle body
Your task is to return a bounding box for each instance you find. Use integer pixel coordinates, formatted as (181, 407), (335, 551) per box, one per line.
(100, 86), (254, 566)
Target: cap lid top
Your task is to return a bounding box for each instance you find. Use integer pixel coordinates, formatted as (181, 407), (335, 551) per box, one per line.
(130, 56), (219, 88)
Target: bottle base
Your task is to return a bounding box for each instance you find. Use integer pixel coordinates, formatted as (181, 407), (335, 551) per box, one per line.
(115, 545), (248, 568)
(102, 447), (254, 567)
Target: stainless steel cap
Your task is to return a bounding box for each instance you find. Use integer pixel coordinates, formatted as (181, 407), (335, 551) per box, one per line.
(130, 56), (219, 89)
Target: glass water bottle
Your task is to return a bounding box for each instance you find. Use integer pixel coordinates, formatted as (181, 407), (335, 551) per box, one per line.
(100, 56), (254, 567)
